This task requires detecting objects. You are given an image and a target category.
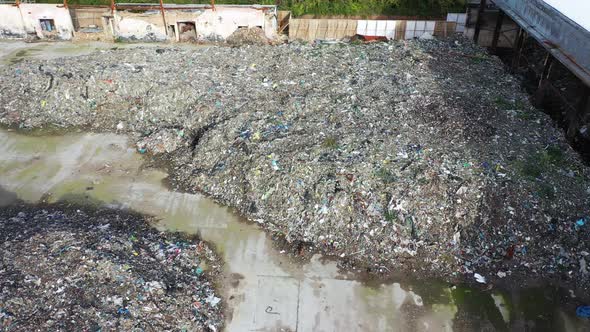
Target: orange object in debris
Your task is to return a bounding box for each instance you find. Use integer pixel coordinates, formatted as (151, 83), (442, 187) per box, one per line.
(360, 35), (389, 42)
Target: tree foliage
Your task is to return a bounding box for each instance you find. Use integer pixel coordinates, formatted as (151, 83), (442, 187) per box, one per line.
(47, 0), (466, 16)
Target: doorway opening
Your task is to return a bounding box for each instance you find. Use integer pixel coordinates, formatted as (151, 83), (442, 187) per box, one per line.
(178, 21), (197, 42)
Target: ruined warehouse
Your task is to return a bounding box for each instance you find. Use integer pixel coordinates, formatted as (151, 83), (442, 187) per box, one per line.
(0, 3), (278, 42)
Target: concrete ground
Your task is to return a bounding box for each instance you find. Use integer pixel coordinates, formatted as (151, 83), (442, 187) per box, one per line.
(0, 40), (204, 66)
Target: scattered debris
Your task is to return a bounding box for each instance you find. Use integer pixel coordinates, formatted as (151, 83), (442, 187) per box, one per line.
(576, 305), (590, 318)
(0, 37), (589, 286)
(474, 273), (487, 284)
(0, 204), (224, 331)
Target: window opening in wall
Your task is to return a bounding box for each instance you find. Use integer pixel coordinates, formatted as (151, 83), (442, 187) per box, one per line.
(178, 21), (197, 42)
(168, 25), (176, 39)
(40, 19), (56, 32)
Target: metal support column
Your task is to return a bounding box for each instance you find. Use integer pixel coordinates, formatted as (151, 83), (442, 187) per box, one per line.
(538, 53), (554, 88)
(159, 0), (167, 34)
(473, 0), (487, 44)
(491, 10), (504, 53)
(577, 85), (590, 121)
(534, 53), (554, 106)
(511, 28), (525, 71)
(568, 84), (590, 138)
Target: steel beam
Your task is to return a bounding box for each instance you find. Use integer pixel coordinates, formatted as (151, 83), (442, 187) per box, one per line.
(473, 0), (487, 43)
(534, 52), (554, 106)
(158, 0), (167, 33)
(567, 84), (590, 138)
(539, 53), (554, 87)
(511, 28), (525, 71)
(577, 85), (590, 119)
(491, 10), (504, 53)
(492, 0), (590, 87)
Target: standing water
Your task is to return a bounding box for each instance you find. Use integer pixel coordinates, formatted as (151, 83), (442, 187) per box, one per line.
(0, 129), (585, 331)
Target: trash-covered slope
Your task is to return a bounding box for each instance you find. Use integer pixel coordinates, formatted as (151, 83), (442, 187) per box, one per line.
(1, 38), (589, 284)
(0, 204), (224, 331)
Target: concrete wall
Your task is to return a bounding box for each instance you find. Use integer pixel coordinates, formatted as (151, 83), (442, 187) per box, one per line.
(20, 4), (75, 40)
(0, 5), (276, 42)
(70, 7), (110, 29)
(69, 7), (113, 41)
(114, 7), (277, 42)
(115, 11), (167, 41)
(192, 7), (277, 40)
(0, 5), (27, 39)
(0, 4), (74, 40)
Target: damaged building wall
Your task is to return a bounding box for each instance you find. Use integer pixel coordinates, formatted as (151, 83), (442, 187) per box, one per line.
(19, 4), (75, 40)
(70, 7), (110, 30)
(69, 7), (114, 41)
(0, 4), (277, 42)
(114, 6), (277, 42)
(163, 10), (202, 42)
(115, 11), (168, 41)
(192, 7), (277, 41)
(0, 5), (27, 39)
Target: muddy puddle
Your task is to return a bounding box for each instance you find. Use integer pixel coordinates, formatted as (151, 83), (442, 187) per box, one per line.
(0, 40), (206, 67)
(0, 129), (586, 331)
(0, 41), (106, 66)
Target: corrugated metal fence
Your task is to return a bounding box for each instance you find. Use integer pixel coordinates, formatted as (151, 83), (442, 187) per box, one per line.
(290, 19), (356, 40)
(289, 18), (458, 41)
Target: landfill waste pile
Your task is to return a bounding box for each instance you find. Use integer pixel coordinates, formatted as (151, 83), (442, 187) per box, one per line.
(226, 27), (270, 46)
(0, 204), (224, 331)
(1, 37), (589, 288)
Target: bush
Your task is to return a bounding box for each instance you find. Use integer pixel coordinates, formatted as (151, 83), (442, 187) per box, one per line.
(43, 0), (466, 17)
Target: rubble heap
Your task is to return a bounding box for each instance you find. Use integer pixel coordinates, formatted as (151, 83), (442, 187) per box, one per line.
(226, 27), (270, 46)
(0, 205), (224, 331)
(1, 37), (589, 285)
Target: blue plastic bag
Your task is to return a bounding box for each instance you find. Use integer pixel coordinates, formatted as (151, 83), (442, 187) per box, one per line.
(576, 305), (590, 318)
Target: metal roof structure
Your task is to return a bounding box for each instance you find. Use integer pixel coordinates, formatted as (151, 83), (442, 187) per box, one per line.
(542, 0), (590, 32)
(492, 0), (590, 86)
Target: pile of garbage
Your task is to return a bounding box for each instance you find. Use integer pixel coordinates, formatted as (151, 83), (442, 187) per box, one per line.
(1, 37), (589, 286)
(0, 204), (224, 331)
(226, 27), (270, 46)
